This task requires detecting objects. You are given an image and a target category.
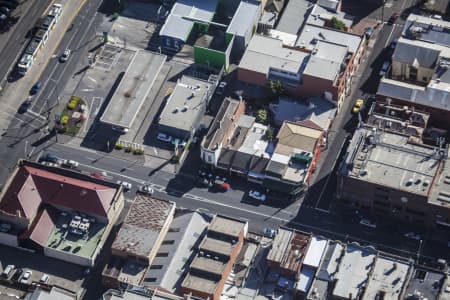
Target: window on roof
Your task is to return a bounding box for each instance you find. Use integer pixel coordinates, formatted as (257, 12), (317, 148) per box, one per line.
(156, 252), (169, 257)
(150, 265), (163, 270)
(169, 228), (180, 232)
(162, 240), (175, 245)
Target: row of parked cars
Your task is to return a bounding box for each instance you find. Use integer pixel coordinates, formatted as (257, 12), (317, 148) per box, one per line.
(2, 265), (49, 285)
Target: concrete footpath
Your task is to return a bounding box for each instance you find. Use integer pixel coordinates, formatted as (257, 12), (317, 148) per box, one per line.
(0, 0), (87, 128)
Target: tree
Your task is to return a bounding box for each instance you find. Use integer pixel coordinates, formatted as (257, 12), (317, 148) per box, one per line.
(330, 17), (346, 31)
(256, 109), (268, 124)
(269, 80), (284, 97)
(265, 126), (274, 142)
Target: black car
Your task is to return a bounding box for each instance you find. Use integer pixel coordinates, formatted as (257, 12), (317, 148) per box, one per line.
(11, 268), (23, 281)
(388, 13), (399, 24)
(18, 99), (31, 114)
(0, 6), (10, 15)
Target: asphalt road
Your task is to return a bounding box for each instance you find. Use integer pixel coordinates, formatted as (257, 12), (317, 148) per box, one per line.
(0, 0), (53, 86)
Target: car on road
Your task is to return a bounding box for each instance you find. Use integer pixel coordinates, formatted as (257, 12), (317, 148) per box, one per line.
(404, 232), (421, 240)
(157, 132), (172, 143)
(389, 39), (398, 50)
(20, 270), (32, 284)
(40, 273), (49, 284)
(18, 98), (32, 114)
(112, 125), (129, 134)
(42, 153), (58, 163)
(359, 218), (376, 228)
(216, 81), (227, 95)
(90, 172), (107, 180)
(248, 190), (267, 201)
(30, 82), (42, 95)
(379, 61), (390, 76)
(388, 12), (399, 24)
(11, 268), (23, 281)
(262, 228), (277, 238)
(214, 179), (229, 192)
(352, 99), (364, 114)
(60, 49), (71, 62)
(365, 27), (374, 39)
(41, 161), (59, 167)
(61, 159), (79, 168)
(2, 265), (15, 278)
(117, 180), (132, 190)
(138, 185), (154, 195)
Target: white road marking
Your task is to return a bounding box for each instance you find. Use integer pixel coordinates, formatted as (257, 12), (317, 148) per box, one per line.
(26, 110), (47, 121)
(87, 76), (97, 84)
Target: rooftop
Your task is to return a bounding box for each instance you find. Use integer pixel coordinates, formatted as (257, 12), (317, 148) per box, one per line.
(273, 96), (336, 128)
(296, 24), (362, 53)
(200, 237), (233, 257)
(277, 121), (322, 153)
(27, 287), (77, 300)
(194, 28), (229, 52)
(100, 50), (166, 129)
(0, 161), (119, 220)
(267, 228), (310, 274)
(303, 40), (348, 81)
(239, 35), (309, 75)
(143, 210), (209, 292)
(332, 244), (377, 299)
(403, 267), (446, 300)
(276, 0), (314, 35)
(182, 274), (218, 295)
(307, 3), (353, 28)
(362, 255), (411, 300)
(112, 195), (175, 259)
(340, 126), (446, 197)
(303, 236), (328, 268)
(226, 0), (261, 37)
(403, 14), (450, 47)
(158, 75), (212, 134)
(208, 215), (246, 238)
(392, 37), (447, 69)
(190, 255), (226, 276)
(159, 0), (219, 42)
(203, 98), (241, 150)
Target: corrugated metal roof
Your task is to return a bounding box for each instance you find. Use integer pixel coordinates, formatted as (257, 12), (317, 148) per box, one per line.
(227, 0), (261, 37)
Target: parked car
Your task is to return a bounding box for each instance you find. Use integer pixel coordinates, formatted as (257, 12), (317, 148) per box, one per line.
(20, 270), (32, 284)
(404, 232), (421, 240)
(42, 153), (58, 163)
(157, 132), (172, 143)
(216, 81), (227, 95)
(262, 228), (277, 238)
(18, 98), (32, 114)
(112, 125), (129, 134)
(359, 218), (376, 228)
(365, 27), (374, 39)
(40, 273), (49, 284)
(388, 12), (399, 24)
(61, 159), (79, 168)
(389, 38), (398, 50)
(214, 179), (229, 192)
(117, 180), (132, 190)
(379, 61), (390, 76)
(30, 82), (42, 95)
(60, 49), (71, 62)
(0, 6), (10, 15)
(139, 185), (154, 195)
(11, 268), (23, 281)
(352, 99), (364, 114)
(248, 190), (267, 201)
(2, 265), (15, 278)
(90, 172), (107, 180)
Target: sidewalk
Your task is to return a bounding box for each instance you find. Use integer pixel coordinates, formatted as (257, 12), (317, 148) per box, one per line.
(0, 0), (87, 127)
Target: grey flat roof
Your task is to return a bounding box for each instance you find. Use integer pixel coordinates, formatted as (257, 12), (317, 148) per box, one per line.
(226, 0), (260, 37)
(403, 14), (450, 47)
(362, 255), (410, 300)
(332, 244), (377, 299)
(158, 75), (212, 134)
(208, 215), (246, 238)
(404, 268), (446, 300)
(296, 24), (362, 53)
(304, 40), (348, 81)
(190, 255), (226, 276)
(159, 0), (219, 41)
(200, 237), (233, 257)
(341, 126), (443, 197)
(182, 273), (218, 295)
(239, 35), (309, 75)
(307, 4), (353, 28)
(100, 50), (166, 128)
(276, 0), (314, 35)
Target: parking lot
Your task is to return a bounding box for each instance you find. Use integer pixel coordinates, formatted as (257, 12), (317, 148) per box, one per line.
(0, 245), (85, 297)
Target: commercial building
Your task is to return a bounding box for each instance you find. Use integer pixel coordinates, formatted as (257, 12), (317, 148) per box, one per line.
(266, 228), (310, 279)
(102, 195), (176, 288)
(181, 215), (247, 300)
(377, 14), (450, 127)
(275, 0), (314, 35)
(201, 97), (246, 166)
(100, 50), (166, 131)
(337, 125), (450, 228)
(193, 25), (234, 70)
(0, 160), (124, 266)
(158, 75), (213, 141)
(159, 0), (219, 51)
(402, 267), (449, 300)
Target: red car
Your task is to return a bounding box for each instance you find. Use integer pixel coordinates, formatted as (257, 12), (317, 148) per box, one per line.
(214, 180), (230, 192)
(90, 172), (107, 180)
(388, 13), (399, 24)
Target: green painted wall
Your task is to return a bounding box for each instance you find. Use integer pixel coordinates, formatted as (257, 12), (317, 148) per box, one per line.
(194, 46), (227, 70)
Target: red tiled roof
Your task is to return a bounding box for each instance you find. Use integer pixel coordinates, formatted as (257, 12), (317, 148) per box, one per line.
(28, 208), (57, 246)
(0, 166), (117, 219)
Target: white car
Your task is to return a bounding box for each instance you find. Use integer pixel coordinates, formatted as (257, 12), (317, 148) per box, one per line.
(20, 270), (32, 284)
(40, 273), (49, 284)
(139, 185), (154, 195)
(359, 218), (376, 228)
(379, 61), (390, 76)
(248, 190), (267, 201)
(404, 232), (421, 240)
(112, 126), (129, 134)
(262, 228), (277, 238)
(157, 132), (172, 142)
(62, 159), (79, 168)
(60, 49), (71, 62)
(117, 181), (132, 190)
